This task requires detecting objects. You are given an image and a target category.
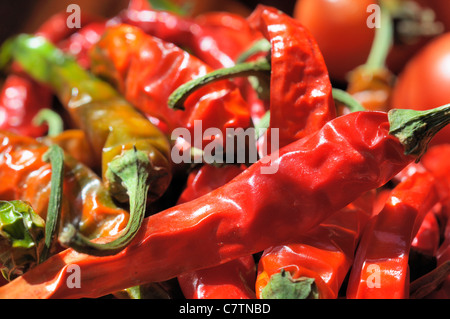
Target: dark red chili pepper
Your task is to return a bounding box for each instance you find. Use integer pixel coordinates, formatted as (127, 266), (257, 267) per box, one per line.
(255, 191), (374, 299)
(0, 102), (447, 298)
(176, 164), (256, 299)
(346, 169), (439, 299)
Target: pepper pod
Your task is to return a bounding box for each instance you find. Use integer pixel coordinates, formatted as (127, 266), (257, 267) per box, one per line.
(1, 35), (173, 256)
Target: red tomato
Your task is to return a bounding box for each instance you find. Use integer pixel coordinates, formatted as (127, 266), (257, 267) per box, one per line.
(391, 32), (450, 146)
(294, 0), (376, 83)
(293, 0), (444, 82)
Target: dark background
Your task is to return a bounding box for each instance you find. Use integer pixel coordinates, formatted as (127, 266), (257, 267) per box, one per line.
(0, 0), (296, 45)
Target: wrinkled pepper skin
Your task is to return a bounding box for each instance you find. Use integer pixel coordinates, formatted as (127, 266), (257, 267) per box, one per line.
(117, 3), (263, 69)
(247, 5), (336, 150)
(89, 24), (251, 148)
(7, 35), (172, 202)
(0, 110), (415, 299)
(176, 164), (256, 299)
(0, 130), (129, 242)
(255, 192), (373, 299)
(346, 170), (439, 299)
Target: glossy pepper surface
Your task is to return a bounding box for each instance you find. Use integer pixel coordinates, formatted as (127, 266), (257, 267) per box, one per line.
(176, 164), (256, 299)
(346, 169), (439, 299)
(1, 104), (446, 298)
(255, 191), (374, 299)
(247, 5), (336, 150)
(0, 130), (129, 242)
(116, 1), (263, 69)
(89, 23), (251, 147)
(3, 34), (172, 204)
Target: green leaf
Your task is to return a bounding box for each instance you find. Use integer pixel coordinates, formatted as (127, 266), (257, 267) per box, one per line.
(0, 200), (45, 281)
(261, 269), (319, 299)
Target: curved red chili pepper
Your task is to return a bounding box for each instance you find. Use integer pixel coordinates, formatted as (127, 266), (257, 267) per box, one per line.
(0, 109), (423, 299)
(247, 5), (336, 150)
(176, 164), (256, 299)
(346, 170), (439, 299)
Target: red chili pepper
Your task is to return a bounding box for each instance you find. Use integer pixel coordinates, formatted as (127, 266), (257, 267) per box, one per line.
(346, 170), (439, 299)
(178, 254), (256, 299)
(1, 102), (446, 298)
(58, 22), (107, 69)
(247, 5), (336, 150)
(255, 191), (374, 299)
(176, 164), (256, 299)
(89, 23), (251, 147)
(176, 164), (246, 205)
(412, 211), (441, 257)
(407, 144), (450, 298)
(117, 4), (263, 69)
(0, 74), (52, 137)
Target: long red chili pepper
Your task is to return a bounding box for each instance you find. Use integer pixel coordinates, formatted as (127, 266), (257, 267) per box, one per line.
(176, 164), (257, 299)
(346, 169), (439, 299)
(169, 5), (336, 152)
(255, 191), (374, 299)
(246, 5), (336, 150)
(0, 102), (448, 298)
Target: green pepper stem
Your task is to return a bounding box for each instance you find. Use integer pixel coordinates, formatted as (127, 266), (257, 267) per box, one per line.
(261, 269), (319, 299)
(365, 0), (394, 71)
(332, 88), (366, 112)
(388, 103), (450, 160)
(59, 147), (151, 256)
(168, 58), (271, 110)
(33, 108), (64, 137)
(40, 144), (65, 263)
(254, 110), (271, 140)
(236, 38), (271, 64)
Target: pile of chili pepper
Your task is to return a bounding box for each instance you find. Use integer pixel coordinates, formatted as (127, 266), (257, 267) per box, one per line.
(0, 0), (449, 300)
